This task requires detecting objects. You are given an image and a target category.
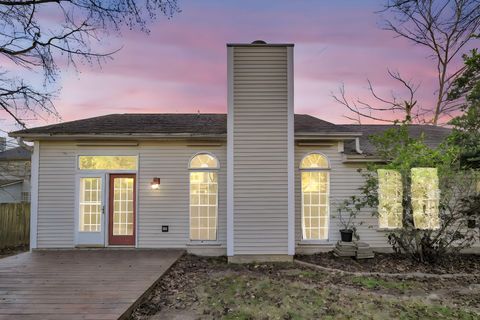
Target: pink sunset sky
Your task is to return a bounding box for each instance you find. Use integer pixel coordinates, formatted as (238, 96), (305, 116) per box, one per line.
(2, 0), (459, 132)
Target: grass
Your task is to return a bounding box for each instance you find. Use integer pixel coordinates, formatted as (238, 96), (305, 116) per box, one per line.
(195, 272), (477, 319)
(132, 255), (480, 320)
(351, 276), (413, 291)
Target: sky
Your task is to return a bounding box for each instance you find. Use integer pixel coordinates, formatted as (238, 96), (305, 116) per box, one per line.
(1, 0), (457, 134)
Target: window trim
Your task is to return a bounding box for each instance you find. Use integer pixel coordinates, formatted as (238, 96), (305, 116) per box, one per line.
(188, 152), (220, 170)
(188, 152), (219, 242)
(299, 151), (331, 170)
(300, 152), (331, 241)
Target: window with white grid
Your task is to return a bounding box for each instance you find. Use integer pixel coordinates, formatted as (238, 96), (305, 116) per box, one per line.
(411, 168), (440, 230)
(377, 169), (403, 229)
(189, 153), (218, 241)
(113, 177), (134, 236)
(300, 153), (330, 240)
(79, 177), (102, 232)
(21, 191), (30, 203)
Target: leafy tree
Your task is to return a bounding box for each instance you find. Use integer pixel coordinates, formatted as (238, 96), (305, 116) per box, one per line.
(448, 50), (480, 169)
(351, 125), (479, 263)
(0, 0), (179, 128)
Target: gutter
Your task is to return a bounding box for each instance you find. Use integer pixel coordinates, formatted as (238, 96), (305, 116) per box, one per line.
(10, 131), (364, 141)
(9, 132), (228, 141)
(342, 153), (384, 163)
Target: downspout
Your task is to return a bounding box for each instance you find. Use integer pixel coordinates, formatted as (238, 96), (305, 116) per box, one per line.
(355, 137), (363, 154)
(16, 137), (33, 151)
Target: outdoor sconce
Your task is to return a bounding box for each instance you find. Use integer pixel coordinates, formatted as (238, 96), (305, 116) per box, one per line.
(151, 177), (160, 190)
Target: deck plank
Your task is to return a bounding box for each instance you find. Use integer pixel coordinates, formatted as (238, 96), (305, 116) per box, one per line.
(0, 250), (183, 320)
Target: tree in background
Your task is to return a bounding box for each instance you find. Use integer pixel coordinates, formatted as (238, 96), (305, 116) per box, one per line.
(351, 125), (479, 263)
(0, 0), (179, 129)
(344, 46), (480, 263)
(448, 50), (480, 169)
(335, 0), (480, 125)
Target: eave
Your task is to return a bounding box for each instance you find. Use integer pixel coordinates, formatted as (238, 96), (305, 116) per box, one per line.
(11, 131), (363, 141)
(341, 153), (384, 163)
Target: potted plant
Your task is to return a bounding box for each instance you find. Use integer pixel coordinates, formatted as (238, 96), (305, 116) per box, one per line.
(336, 196), (363, 242)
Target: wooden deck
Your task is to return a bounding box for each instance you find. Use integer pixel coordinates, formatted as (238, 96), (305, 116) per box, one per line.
(0, 249), (184, 320)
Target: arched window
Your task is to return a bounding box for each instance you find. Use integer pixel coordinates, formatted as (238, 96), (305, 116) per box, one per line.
(189, 153), (219, 241)
(300, 152), (330, 240)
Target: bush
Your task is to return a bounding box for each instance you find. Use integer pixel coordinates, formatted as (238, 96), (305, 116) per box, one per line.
(353, 125), (480, 263)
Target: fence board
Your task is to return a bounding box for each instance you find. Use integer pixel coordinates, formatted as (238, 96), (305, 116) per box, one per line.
(0, 203), (30, 249)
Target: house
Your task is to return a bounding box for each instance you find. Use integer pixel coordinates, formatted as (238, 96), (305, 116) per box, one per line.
(0, 143), (32, 204)
(9, 41), (451, 262)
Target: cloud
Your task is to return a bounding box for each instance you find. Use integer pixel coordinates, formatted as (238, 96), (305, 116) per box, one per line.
(15, 0), (456, 128)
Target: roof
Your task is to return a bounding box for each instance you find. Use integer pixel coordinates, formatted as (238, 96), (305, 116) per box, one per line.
(9, 113), (359, 137)
(8, 114), (451, 158)
(0, 179), (23, 188)
(343, 124), (451, 156)
(0, 146), (31, 161)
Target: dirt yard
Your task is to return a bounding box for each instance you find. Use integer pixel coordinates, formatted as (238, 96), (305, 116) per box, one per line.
(296, 252), (480, 274)
(130, 254), (480, 320)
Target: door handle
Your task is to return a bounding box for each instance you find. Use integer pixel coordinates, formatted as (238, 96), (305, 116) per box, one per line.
(102, 206), (105, 215)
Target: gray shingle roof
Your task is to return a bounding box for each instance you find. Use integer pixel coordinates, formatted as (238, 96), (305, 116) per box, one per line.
(9, 114), (450, 157)
(0, 146), (31, 161)
(10, 113), (358, 136)
(343, 124), (451, 155)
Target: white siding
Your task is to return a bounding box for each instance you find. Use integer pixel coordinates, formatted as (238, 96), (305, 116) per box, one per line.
(137, 142), (227, 248)
(36, 140), (227, 250)
(37, 142), (76, 247)
(295, 144), (389, 250)
(232, 45), (290, 255)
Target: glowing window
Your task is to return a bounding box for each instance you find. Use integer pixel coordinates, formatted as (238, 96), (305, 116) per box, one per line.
(189, 153), (219, 240)
(189, 153), (218, 169)
(301, 153), (330, 240)
(411, 168), (440, 229)
(79, 156), (137, 170)
(300, 153), (329, 169)
(377, 169), (403, 229)
(79, 177), (102, 232)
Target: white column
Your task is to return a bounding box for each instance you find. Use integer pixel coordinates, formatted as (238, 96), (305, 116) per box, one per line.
(29, 141), (40, 250)
(226, 46), (234, 256)
(287, 47), (295, 256)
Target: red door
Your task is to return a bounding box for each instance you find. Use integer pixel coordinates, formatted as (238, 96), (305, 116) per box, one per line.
(109, 174), (136, 245)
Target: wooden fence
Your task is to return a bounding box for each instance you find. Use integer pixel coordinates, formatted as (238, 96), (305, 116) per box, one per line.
(0, 203), (30, 249)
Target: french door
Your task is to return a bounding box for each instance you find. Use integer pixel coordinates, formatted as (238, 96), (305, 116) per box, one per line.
(76, 175), (106, 246)
(108, 174), (136, 245)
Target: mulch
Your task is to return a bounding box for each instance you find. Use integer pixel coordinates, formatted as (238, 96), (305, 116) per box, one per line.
(296, 251), (480, 275)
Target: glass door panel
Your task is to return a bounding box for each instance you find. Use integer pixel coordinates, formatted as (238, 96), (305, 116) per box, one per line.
(76, 175), (105, 246)
(109, 174), (136, 245)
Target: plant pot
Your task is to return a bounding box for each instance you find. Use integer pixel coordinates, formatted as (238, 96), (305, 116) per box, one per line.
(340, 229), (353, 242)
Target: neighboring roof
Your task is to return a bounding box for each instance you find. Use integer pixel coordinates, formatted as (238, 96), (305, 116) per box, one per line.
(0, 146), (31, 161)
(342, 124), (451, 156)
(0, 179), (23, 188)
(9, 113), (359, 138)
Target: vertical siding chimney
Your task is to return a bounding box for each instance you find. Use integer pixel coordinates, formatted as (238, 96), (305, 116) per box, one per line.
(227, 41), (295, 261)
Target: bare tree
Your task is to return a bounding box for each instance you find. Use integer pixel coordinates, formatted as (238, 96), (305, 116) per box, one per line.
(333, 70), (422, 124)
(336, 0), (480, 125)
(0, 0), (179, 128)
